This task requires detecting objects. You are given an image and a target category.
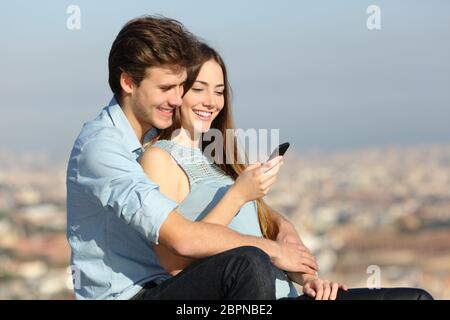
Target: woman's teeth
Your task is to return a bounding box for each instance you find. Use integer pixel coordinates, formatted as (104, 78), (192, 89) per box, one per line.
(193, 109), (212, 120)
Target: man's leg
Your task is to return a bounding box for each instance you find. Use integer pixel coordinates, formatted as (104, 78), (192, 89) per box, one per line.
(134, 246), (276, 300)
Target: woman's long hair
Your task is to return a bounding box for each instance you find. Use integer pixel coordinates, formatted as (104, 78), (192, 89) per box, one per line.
(155, 43), (274, 239)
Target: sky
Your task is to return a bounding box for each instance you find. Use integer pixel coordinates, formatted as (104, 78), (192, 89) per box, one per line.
(0, 0), (449, 159)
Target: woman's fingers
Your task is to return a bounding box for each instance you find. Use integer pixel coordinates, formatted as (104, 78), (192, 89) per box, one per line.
(242, 158), (283, 198)
(340, 283), (349, 291)
(306, 279), (348, 300)
(261, 175), (277, 192)
(303, 283), (316, 298)
(261, 157), (283, 175)
(322, 281), (331, 300)
(307, 289), (316, 298)
(262, 156), (282, 170)
(260, 166), (281, 184)
(315, 282), (324, 300)
(330, 282), (340, 300)
(245, 162), (262, 171)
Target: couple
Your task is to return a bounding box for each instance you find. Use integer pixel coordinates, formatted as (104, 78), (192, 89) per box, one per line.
(66, 15), (433, 300)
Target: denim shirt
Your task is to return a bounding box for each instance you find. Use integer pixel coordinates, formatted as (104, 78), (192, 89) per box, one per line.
(66, 97), (177, 299)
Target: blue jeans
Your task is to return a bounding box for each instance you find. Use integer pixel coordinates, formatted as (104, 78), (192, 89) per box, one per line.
(132, 246), (434, 300)
(286, 287), (434, 300)
(132, 246), (276, 300)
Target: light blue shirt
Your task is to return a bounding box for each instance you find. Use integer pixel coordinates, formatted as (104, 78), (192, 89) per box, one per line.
(152, 140), (298, 299)
(66, 97), (177, 299)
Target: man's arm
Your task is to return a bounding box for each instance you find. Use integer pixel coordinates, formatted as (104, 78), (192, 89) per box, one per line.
(77, 135), (317, 274)
(158, 209), (318, 274)
(76, 134), (178, 244)
(139, 146), (304, 274)
(268, 206), (319, 280)
(138, 146), (317, 273)
(267, 206), (307, 247)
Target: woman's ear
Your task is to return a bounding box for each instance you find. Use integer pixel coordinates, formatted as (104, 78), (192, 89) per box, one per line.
(120, 72), (135, 95)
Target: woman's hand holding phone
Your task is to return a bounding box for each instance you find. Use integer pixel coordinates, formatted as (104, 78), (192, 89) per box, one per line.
(229, 142), (289, 204)
(230, 156), (284, 204)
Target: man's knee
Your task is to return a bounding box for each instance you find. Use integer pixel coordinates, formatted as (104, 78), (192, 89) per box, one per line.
(228, 246), (272, 271)
(223, 246), (276, 299)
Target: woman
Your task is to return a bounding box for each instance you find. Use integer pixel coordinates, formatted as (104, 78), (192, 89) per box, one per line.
(140, 43), (347, 300)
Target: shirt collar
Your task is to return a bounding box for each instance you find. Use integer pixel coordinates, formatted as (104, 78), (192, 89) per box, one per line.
(106, 96), (157, 154)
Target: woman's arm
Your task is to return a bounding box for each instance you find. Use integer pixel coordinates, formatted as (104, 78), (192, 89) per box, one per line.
(140, 147), (279, 274)
(140, 148), (285, 275)
(201, 157), (284, 226)
(140, 147), (249, 225)
(140, 147), (182, 203)
(140, 147), (195, 275)
(141, 147), (319, 277)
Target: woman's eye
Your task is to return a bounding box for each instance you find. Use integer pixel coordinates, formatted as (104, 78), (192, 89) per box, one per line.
(215, 91), (224, 96)
(191, 88), (203, 92)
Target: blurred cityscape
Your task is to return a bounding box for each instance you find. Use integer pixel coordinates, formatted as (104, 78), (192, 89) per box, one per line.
(267, 144), (450, 299)
(0, 144), (449, 299)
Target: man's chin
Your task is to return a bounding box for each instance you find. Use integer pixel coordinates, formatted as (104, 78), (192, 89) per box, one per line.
(152, 118), (173, 130)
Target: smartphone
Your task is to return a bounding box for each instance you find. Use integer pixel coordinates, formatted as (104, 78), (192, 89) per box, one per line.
(267, 142), (290, 162)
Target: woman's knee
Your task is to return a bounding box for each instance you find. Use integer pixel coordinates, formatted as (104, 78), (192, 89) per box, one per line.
(382, 288), (434, 300)
(336, 287), (434, 300)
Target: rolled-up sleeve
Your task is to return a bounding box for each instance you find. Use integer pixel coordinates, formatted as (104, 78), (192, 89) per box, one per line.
(76, 134), (177, 244)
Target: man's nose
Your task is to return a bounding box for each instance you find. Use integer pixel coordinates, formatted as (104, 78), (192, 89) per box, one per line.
(168, 86), (183, 107)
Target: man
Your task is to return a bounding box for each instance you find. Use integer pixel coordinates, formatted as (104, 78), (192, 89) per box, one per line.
(66, 15), (318, 300)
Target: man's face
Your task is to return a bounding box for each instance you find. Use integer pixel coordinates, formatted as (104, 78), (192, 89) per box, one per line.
(129, 66), (187, 130)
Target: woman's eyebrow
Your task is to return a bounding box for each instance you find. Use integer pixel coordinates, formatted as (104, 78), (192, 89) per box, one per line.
(195, 80), (224, 88)
(194, 80), (208, 85)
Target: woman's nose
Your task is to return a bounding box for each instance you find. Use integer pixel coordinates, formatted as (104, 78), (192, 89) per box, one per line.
(203, 92), (215, 109)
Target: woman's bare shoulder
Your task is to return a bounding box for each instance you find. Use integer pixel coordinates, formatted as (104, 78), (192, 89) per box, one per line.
(140, 146), (181, 179)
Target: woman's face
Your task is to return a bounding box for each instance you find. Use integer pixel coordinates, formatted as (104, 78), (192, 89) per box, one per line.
(180, 59), (225, 134)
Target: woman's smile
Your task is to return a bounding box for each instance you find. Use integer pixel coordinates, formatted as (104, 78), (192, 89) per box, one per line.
(192, 108), (213, 121)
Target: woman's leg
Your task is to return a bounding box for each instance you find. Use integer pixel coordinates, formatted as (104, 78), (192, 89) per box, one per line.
(291, 288), (434, 300)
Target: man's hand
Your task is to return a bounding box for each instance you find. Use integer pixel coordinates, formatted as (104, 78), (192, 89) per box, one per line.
(272, 241), (319, 275)
(277, 226), (306, 246)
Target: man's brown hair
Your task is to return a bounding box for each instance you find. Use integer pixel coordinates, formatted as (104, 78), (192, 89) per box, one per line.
(108, 15), (198, 99)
